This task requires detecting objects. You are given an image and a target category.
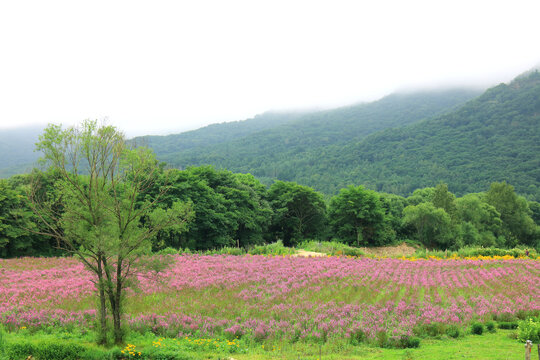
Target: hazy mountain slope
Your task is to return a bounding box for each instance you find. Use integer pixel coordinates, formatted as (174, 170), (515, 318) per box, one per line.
(0, 126), (44, 178)
(157, 89), (480, 184)
(317, 70), (540, 200)
(131, 111), (308, 156)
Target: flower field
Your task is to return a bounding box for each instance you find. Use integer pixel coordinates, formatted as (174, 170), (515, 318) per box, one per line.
(1, 255), (539, 345)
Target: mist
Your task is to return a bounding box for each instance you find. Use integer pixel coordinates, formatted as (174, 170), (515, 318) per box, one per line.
(1, 0), (539, 137)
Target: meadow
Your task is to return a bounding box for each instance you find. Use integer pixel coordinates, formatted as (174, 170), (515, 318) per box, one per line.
(0, 254), (539, 359)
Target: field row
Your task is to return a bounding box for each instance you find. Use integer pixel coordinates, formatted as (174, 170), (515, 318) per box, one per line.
(1, 255), (538, 343)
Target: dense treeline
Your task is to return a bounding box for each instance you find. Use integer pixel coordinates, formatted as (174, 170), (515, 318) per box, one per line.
(2, 165), (539, 258)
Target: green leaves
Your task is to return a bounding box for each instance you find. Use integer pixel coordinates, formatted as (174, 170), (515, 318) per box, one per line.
(328, 185), (386, 247)
(268, 181), (327, 246)
(402, 202), (453, 249)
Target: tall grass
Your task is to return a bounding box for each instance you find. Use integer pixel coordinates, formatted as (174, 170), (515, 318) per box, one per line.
(299, 240), (365, 256)
(415, 246), (537, 259)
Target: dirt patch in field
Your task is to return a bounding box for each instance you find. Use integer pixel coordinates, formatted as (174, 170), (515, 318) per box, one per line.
(293, 249), (326, 257)
(360, 243), (417, 257)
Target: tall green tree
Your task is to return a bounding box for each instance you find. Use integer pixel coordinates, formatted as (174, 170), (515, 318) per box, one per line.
(379, 193), (410, 241)
(328, 185), (385, 246)
(455, 194), (502, 247)
(0, 179), (35, 257)
(432, 183), (457, 219)
(406, 187), (436, 206)
(156, 166), (271, 250)
(268, 181), (326, 246)
(30, 120), (192, 344)
(529, 201), (540, 226)
(402, 202), (454, 249)
(485, 182), (537, 246)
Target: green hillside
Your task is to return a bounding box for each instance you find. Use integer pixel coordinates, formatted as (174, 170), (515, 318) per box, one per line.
(0, 125), (44, 178)
(319, 70), (540, 200)
(131, 111), (307, 155)
(156, 89), (479, 187)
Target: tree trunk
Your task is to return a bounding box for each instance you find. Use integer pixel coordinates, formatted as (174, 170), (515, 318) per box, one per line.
(96, 256), (108, 345)
(112, 259), (123, 344)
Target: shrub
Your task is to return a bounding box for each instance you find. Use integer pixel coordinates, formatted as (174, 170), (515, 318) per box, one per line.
(156, 247), (179, 255)
(347, 328), (366, 345)
(414, 322), (446, 337)
(498, 321), (519, 330)
(5, 339), (111, 360)
(471, 322), (484, 335)
(375, 330), (388, 348)
(143, 348), (192, 360)
(37, 342), (88, 360)
(300, 240), (365, 257)
(248, 241), (295, 256)
(390, 335), (420, 349)
(445, 325), (461, 338)
(518, 317), (540, 343)
(220, 247), (245, 255)
(5, 341), (34, 360)
(485, 321), (496, 333)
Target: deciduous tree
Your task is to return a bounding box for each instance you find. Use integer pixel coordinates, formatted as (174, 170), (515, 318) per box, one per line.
(328, 185), (385, 246)
(29, 120), (192, 344)
(268, 181), (326, 246)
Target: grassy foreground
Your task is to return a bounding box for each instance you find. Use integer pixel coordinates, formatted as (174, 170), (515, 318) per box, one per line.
(0, 329), (532, 360)
(233, 331), (529, 360)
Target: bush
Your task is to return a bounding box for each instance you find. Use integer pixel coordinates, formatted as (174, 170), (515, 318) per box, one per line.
(6, 340), (90, 360)
(498, 321), (519, 330)
(445, 325), (461, 338)
(471, 322), (484, 335)
(143, 348), (192, 360)
(375, 330), (388, 348)
(414, 322), (446, 337)
(4, 339), (115, 360)
(156, 247), (179, 255)
(518, 317), (540, 343)
(347, 328), (366, 345)
(300, 240), (365, 257)
(485, 321), (496, 333)
(5, 341), (34, 360)
(248, 241), (295, 256)
(389, 335), (420, 349)
(206, 246), (246, 256)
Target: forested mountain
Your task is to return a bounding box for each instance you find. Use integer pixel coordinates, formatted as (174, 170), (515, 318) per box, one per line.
(317, 70), (540, 200)
(131, 111), (308, 154)
(0, 113), (306, 178)
(4, 71), (539, 203)
(151, 89), (480, 186)
(0, 125), (44, 178)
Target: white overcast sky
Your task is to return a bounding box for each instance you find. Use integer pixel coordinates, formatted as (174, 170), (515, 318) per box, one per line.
(1, 0), (540, 137)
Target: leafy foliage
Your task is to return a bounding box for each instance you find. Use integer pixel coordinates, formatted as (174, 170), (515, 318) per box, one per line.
(328, 186), (388, 246)
(147, 89), (479, 192)
(267, 181), (326, 246)
(402, 202), (454, 249)
(154, 166), (271, 250)
(324, 71), (540, 200)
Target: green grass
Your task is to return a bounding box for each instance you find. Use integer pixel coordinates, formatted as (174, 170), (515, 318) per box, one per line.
(0, 329), (532, 360)
(299, 240), (366, 257)
(231, 330), (529, 360)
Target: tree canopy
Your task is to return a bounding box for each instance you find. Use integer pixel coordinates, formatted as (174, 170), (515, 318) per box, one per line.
(29, 120), (193, 344)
